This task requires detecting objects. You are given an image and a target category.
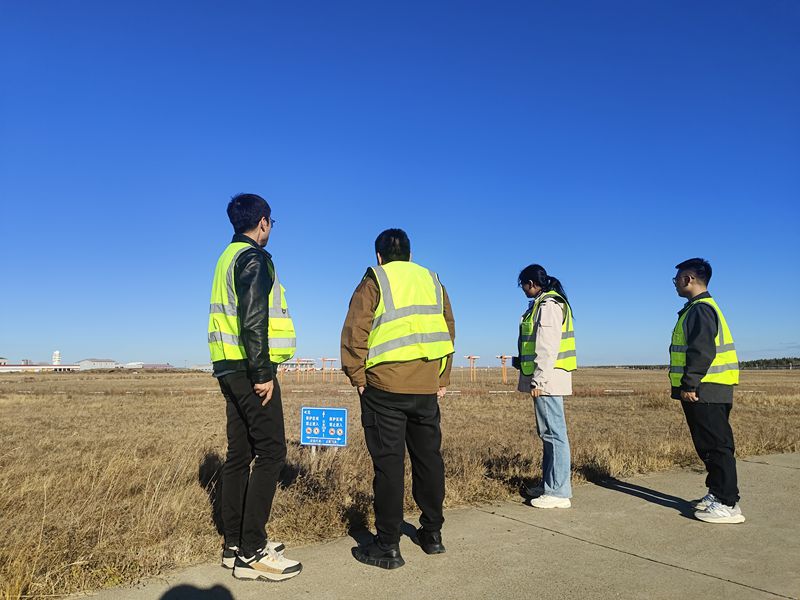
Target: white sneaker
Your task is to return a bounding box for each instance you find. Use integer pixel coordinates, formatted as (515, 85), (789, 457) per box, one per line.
(694, 501), (746, 524)
(233, 546), (302, 581)
(222, 541), (285, 569)
(530, 494), (571, 509)
(692, 492), (717, 511)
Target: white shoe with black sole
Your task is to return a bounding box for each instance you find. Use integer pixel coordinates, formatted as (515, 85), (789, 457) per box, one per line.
(222, 542), (286, 570)
(233, 547), (302, 581)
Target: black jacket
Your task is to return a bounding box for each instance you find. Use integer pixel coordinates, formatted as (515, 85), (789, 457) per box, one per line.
(212, 234), (275, 384)
(670, 291), (733, 403)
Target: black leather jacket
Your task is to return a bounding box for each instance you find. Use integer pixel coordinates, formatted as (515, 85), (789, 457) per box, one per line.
(212, 234), (275, 384)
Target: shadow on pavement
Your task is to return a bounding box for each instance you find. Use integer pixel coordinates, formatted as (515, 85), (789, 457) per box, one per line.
(400, 520), (418, 539)
(345, 508), (421, 549)
(591, 477), (696, 518)
(159, 584), (234, 600)
(344, 492), (374, 546)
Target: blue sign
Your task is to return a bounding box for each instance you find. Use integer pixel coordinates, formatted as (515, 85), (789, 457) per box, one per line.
(300, 407), (348, 447)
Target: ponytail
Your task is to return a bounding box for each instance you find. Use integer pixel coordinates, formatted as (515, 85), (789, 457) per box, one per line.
(546, 276), (569, 305)
(518, 264), (573, 315)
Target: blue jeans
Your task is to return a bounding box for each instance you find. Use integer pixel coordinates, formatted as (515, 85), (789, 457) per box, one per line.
(533, 395), (572, 498)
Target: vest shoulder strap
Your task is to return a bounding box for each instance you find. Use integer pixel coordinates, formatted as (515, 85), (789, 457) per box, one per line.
(535, 293), (568, 324)
(687, 299), (720, 327)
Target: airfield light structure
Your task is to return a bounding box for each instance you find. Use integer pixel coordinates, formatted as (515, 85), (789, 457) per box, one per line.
(292, 357), (314, 383)
(496, 355), (512, 384)
(301, 358), (315, 383)
(464, 355), (480, 383)
(320, 358), (338, 382)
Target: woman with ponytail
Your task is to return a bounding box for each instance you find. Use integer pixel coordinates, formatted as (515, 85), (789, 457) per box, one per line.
(515, 264), (577, 509)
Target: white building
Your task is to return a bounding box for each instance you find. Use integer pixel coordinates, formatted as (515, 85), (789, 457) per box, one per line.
(78, 358), (118, 370)
(0, 352), (80, 373)
(0, 363), (79, 373)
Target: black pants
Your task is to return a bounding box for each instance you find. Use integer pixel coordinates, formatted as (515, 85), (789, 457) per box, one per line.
(681, 401), (739, 506)
(360, 386), (446, 545)
(218, 371), (287, 555)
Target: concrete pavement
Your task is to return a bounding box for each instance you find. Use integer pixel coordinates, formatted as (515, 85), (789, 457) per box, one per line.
(87, 453), (800, 600)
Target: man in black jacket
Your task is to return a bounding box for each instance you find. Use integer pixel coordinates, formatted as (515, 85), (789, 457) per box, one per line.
(671, 257), (744, 524)
(209, 194), (302, 580)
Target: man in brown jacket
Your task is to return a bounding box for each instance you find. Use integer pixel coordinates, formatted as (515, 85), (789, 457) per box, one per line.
(341, 228), (456, 569)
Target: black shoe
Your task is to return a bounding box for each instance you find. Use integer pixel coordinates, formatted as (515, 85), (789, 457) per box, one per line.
(416, 528), (446, 554)
(352, 537), (405, 569)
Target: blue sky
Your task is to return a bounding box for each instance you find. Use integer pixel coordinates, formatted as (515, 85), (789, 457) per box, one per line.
(1, 1), (798, 367)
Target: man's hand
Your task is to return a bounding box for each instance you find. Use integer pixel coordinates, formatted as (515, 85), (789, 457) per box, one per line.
(437, 386), (447, 399)
(254, 381), (274, 405)
(531, 387), (542, 398)
(681, 390), (699, 402)
(357, 386), (365, 396)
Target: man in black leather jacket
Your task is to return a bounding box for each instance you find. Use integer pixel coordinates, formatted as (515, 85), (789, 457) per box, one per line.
(210, 193), (302, 581)
(211, 233), (276, 385)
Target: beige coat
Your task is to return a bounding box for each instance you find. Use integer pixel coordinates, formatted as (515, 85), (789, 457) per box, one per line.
(517, 297), (573, 397)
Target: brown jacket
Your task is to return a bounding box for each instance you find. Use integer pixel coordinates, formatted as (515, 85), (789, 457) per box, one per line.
(340, 267), (456, 394)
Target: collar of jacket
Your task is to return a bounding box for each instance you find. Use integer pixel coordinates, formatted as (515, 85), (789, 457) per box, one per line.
(527, 290), (557, 310)
(678, 291), (712, 315)
(231, 233), (272, 258)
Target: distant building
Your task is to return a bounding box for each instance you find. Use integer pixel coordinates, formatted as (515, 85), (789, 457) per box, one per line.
(190, 364), (213, 373)
(0, 357), (7, 366)
(0, 363), (79, 373)
(121, 362), (175, 370)
(78, 358), (118, 370)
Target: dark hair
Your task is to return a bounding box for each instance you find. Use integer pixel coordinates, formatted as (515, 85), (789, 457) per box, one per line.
(227, 193), (271, 234)
(675, 257), (712, 284)
(375, 228), (411, 262)
(518, 264), (571, 305)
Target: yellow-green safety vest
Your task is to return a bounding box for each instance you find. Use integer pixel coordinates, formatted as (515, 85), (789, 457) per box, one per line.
(208, 242), (296, 364)
(669, 297), (738, 386)
(518, 291), (577, 376)
(366, 261), (454, 373)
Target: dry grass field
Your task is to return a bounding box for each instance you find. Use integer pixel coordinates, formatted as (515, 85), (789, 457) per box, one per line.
(1, 368), (798, 599)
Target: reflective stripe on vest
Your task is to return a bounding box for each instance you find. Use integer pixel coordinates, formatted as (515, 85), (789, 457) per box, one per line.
(518, 291), (577, 376)
(208, 242), (297, 364)
(366, 262), (454, 371)
(668, 297), (738, 386)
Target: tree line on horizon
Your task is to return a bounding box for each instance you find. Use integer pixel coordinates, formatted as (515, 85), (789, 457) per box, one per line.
(587, 357), (798, 370)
